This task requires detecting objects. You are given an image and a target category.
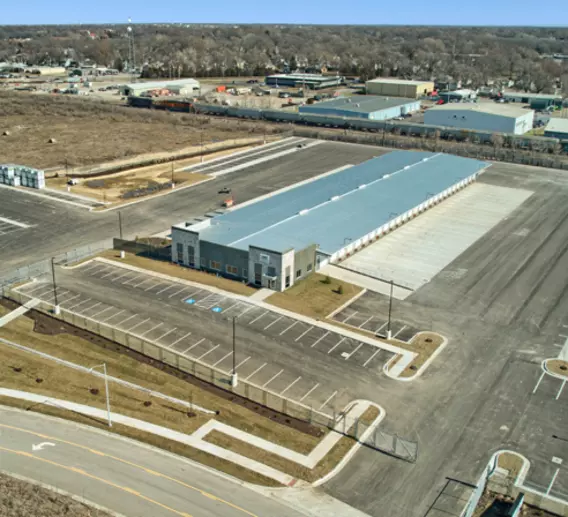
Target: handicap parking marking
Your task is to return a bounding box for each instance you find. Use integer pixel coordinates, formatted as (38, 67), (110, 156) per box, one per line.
(185, 298), (196, 305)
(212, 306), (223, 313)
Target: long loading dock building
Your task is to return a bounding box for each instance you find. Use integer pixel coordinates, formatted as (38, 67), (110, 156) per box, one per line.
(172, 151), (490, 291)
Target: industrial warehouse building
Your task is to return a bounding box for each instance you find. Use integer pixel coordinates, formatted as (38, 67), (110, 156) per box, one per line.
(119, 78), (200, 96)
(171, 151), (489, 291)
(501, 92), (563, 109)
(424, 103), (534, 135)
(544, 118), (568, 140)
(366, 78), (435, 99)
(265, 73), (344, 89)
(298, 95), (420, 120)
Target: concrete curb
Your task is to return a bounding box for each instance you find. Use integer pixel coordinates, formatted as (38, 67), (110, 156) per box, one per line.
(325, 288), (368, 320)
(385, 332), (449, 382)
(0, 469), (129, 517)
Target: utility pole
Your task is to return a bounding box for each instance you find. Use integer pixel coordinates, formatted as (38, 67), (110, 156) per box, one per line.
(231, 316), (238, 387)
(50, 257), (60, 315)
(386, 280), (394, 339)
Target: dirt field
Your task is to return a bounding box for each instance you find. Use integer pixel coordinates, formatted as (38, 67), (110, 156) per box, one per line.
(0, 91), (280, 170)
(0, 473), (113, 517)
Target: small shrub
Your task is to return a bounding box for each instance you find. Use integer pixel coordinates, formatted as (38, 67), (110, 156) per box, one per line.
(337, 285), (344, 295)
(322, 275), (332, 285)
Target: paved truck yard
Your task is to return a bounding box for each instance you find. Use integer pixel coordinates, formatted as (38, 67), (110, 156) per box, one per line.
(2, 138), (568, 517)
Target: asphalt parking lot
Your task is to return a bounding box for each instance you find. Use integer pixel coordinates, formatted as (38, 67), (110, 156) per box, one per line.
(0, 213), (31, 236)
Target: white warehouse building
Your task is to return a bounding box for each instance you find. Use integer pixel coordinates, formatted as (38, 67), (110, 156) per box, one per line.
(425, 103), (534, 135)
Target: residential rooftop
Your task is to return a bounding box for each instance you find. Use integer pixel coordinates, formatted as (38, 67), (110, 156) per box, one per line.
(179, 151), (490, 255)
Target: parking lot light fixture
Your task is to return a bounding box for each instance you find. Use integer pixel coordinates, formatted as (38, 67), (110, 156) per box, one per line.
(387, 280), (394, 340)
(51, 257), (60, 315)
(231, 317), (238, 388)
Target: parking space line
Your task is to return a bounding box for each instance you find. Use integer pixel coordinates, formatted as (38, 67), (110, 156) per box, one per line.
(185, 289), (203, 300)
(101, 309), (125, 323)
(197, 344), (219, 361)
(183, 338), (205, 354)
(343, 311), (358, 324)
(295, 326), (313, 342)
(311, 331), (330, 348)
(245, 363), (267, 381)
(262, 369), (283, 388)
(126, 317), (150, 332)
(155, 328), (177, 342)
(264, 316), (283, 330)
(213, 352), (233, 367)
(238, 305), (255, 317)
(168, 331), (193, 349)
(86, 265), (108, 275)
(141, 322), (162, 337)
(359, 316), (373, 328)
(156, 284), (176, 295)
(144, 282), (162, 292)
(300, 383), (320, 402)
(223, 302), (241, 314)
(235, 356), (251, 370)
(82, 301), (102, 313)
(101, 269), (118, 279)
(115, 313), (137, 327)
(68, 298), (92, 311)
(134, 278), (154, 288)
(375, 322), (388, 334)
(123, 274), (142, 285)
(249, 311), (268, 325)
(81, 263), (100, 273)
(109, 271), (133, 282)
(61, 294), (81, 305)
(363, 348), (382, 367)
(328, 337), (346, 354)
(319, 390), (337, 410)
(556, 380), (566, 400)
(345, 342), (363, 360)
(27, 283), (52, 295)
(197, 293), (215, 305)
(169, 286), (190, 299)
(280, 376), (301, 395)
(91, 306), (114, 319)
(279, 321), (298, 335)
(532, 371), (546, 394)
(393, 325), (407, 339)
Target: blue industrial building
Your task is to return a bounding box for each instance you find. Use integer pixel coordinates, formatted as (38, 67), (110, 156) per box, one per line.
(172, 151), (490, 291)
(265, 73), (344, 89)
(299, 95), (420, 120)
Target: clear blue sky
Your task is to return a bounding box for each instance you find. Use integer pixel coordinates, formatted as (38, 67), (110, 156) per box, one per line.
(2, 0), (564, 26)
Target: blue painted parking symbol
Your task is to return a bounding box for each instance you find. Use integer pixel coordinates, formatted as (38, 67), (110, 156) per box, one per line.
(212, 306), (223, 313)
(185, 299), (196, 305)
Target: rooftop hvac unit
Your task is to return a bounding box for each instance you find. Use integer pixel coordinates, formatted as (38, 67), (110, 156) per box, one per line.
(331, 195), (340, 201)
(358, 184), (367, 189)
(299, 209), (309, 215)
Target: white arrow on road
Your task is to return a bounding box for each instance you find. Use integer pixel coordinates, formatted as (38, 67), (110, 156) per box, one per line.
(32, 442), (56, 452)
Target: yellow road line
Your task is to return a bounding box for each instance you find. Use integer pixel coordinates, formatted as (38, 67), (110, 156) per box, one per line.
(0, 423), (258, 517)
(0, 446), (192, 517)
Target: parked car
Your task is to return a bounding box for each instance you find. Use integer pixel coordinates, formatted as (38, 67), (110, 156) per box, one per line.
(218, 187), (231, 194)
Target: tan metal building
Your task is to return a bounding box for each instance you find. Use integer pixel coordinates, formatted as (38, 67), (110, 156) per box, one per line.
(366, 78), (435, 98)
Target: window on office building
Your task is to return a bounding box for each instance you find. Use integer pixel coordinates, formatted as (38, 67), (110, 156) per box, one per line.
(307, 263), (313, 272)
(176, 243), (183, 263)
(187, 245), (195, 267)
(226, 265), (238, 275)
(210, 260), (221, 270)
(296, 269), (302, 278)
(201, 257), (206, 267)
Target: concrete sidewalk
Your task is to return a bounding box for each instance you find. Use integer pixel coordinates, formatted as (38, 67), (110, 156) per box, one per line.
(0, 299), (40, 328)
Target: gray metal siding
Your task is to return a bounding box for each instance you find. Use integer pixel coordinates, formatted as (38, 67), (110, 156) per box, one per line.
(199, 241), (249, 279)
(293, 244), (317, 280)
(424, 110), (525, 134)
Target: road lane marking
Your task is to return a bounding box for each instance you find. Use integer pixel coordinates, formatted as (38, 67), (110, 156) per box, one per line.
(197, 344), (219, 360)
(300, 383), (320, 402)
(363, 348), (382, 367)
(213, 351), (233, 367)
(262, 369), (283, 388)
(311, 331), (330, 348)
(279, 321), (298, 335)
(328, 337), (346, 354)
(264, 316), (282, 330)
(249, 311), (268, 325)
(167, 331), (193, 349)
(319, 390), (338, 410)
(280, 376), (301, 395)
(245, 362), (267, 381)
(295, 326), (313, 342)
(183, 338), (205, 354)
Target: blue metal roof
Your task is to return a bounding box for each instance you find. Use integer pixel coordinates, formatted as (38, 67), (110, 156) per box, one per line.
(197, 151), (489, 254)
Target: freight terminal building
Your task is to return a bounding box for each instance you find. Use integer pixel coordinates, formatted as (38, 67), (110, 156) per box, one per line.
(171, 151), (489, 291)
(299, 95), (420, 120)
(265, 73), (344, 89)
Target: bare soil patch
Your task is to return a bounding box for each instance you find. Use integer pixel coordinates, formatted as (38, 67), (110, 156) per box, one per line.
(546, 359), (568, 377)
(497, 452), (524, 481)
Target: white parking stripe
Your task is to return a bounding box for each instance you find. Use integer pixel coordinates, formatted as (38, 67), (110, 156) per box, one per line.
(279, 321), (298, 335)
(300, 383), (320, 402)
(157, 284), (176, 294)
(343, 311), (358, 324)
(144, 282), (161, 292)
(183, 338), (205, 354)
(311, 331), (330, 348)
(280, 376), (301, 395)
(319, 390), (338, 410)
(393, 325), (407, 339)
(375, 322), (388, 334)
(345, 342), (363, 360)
(532, 371), (545, 394)
(155, 328), (177, 342)
(101, 269), (118, 279)
(235, 356), (251, 370)
(68, 298), (92, 311)
(134, 278), (153, 288)
(169, 286), (190, 299)
(556, 379), (566, 400)
(197, 344), (219, 361)
(81, 301), (102, 313)
(123, 274), (142, 285)
(102, 309), (125, 323)
(168, 331), (193, 349)
(262, 369), (283, 388)
(328, 337), (346, 354)
(264, 316), (283, 330)
(126, 317), (150, 332)
(27, 283), (52, 295)
(359, 316), (374, 328)
(223, 302), (241, 314)
(91, 306), (114, 319)
(238, 305), (255, 317)
(110, 271), (133, 282)
(115, 313), (137, 327)
(249, 311), (268, 325)
(186, 289), (203, 300)
(81, 263), (101, 272)
(245, 362), (267, 381)
(213, 351), (233, 367)
(141, 322), (162, 337)
(363, 348), (382, 367)
(61, 294), (81, 306)
(295, 326), (313, 342)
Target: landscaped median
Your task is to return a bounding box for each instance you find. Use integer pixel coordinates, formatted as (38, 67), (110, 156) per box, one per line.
(0, 302), (384, 487)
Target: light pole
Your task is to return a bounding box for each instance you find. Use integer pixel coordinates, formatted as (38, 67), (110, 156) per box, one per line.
(118, 212), (125, 258)
(89, 363), (112, 427)
(200, 130), (204, 164)
(50, 257), (60, 315)
(386, 280), (394, 339)
(231, 317), (238, 388)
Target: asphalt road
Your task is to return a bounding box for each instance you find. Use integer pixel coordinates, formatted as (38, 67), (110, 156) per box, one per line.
(0, 407), (308, 517)
(0, 139), (384, 276)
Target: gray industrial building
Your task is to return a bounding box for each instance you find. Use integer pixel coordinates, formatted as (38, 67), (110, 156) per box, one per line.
(119, 78), (200, 96)
(265, 73), (344, 89)
(501, 92), (563, 109)
(299, 95), (420, 120)
(424, 103), (534, 134)
(544, 118), (568, 140)
(171, 151), (489, 291)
